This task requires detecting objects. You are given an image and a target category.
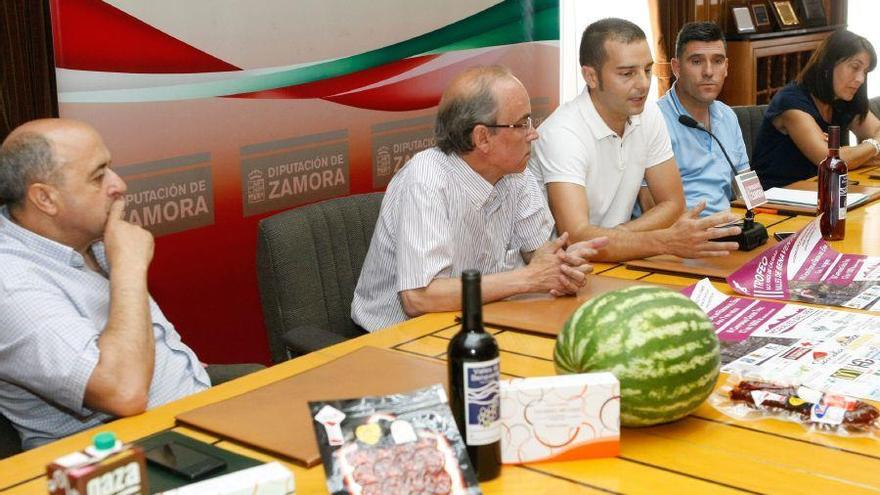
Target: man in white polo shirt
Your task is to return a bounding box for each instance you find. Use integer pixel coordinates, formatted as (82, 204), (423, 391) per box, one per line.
(529, 18), (741, 262)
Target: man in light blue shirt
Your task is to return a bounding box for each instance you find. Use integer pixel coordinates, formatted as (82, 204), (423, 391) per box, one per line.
(0, 119), (210, 449)
(657, 22), (750, 216)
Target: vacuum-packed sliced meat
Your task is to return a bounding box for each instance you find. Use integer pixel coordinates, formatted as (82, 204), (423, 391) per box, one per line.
(360, 482), (383, 495)
(418, 447), (446, 473)
(351, 462), (377, 486)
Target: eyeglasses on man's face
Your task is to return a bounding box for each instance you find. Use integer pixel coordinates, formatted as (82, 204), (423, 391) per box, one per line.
(479, 116), (533, 130)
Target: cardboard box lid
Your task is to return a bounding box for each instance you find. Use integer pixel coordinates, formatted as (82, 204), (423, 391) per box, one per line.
(482, 275), (665, 336)
(177, 346), (447, 467)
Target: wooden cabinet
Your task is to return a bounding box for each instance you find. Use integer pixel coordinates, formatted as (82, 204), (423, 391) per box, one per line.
(721, 29), (835, 106)
(652, 0), (847, 103)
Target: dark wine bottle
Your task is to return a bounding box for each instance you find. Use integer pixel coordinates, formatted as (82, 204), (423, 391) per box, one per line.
(447, 270), (501, 482)
(818, 125), (848, 241)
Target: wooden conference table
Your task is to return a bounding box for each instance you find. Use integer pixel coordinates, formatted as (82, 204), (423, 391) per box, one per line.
(2, 172), (880, 494)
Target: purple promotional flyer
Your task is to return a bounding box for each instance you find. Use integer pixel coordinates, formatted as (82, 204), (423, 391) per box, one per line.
(682, 279), (880, 401)
(727, 218), (880, 311)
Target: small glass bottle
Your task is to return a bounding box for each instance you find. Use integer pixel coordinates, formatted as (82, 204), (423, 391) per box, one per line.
(818, 125), (848, 241)
(447, 270), (501, 481)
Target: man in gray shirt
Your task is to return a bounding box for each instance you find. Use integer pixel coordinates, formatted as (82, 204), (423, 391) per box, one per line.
(352, 66), (607, 331)
(0, 119), (210, 449)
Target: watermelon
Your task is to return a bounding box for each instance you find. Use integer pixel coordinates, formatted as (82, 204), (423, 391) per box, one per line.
(554, 286), (720, 427)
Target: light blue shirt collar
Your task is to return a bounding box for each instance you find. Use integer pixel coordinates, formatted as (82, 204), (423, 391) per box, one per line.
(0, 206), (98, 270)
(657, 83), (751, 216)
(666, 82), (725, 128)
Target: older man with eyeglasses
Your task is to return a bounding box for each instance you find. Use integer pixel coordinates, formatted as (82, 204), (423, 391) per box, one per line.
(351, 65), (607, 332)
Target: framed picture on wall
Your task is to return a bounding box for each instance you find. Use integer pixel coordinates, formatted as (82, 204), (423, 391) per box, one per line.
(794, 0), (827, 27)
(770, 0), (802, 30)
(749, 1), (773, 33)
(731, 6), (757, 33)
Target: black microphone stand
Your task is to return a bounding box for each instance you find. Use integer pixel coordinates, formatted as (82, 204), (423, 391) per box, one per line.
(677, 114), (768, 250)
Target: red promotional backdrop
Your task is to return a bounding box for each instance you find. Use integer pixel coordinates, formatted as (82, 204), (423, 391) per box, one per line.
(50, 0), (560, 364)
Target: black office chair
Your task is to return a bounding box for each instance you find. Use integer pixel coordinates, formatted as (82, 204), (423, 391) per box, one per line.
(731, 104), (768, 163)
(869, 96), (880, 123)
(256, 193), (384, 363)
(0, 413), (22, 460)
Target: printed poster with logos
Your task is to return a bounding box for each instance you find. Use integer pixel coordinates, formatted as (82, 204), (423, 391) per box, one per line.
(683, 279), (880, 401)
(50, 0), (560, 362)
(727, 217), (880, 312)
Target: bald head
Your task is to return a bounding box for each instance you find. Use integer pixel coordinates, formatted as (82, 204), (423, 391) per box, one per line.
(435, 65), (520, 154)
(440, 65), (514, 103)
(3, 118), (104, 160)
(0, 119), (103, 207)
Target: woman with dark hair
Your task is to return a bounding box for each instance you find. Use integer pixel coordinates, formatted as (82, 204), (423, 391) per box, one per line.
(753, 29), (880, 189)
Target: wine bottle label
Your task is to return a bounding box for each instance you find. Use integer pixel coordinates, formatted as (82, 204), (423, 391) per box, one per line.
(838, 174), (848, 219)
(463, 358), (500, 445)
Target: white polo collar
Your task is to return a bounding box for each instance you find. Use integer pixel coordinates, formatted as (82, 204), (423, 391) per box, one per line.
(577, 88), (642, 141)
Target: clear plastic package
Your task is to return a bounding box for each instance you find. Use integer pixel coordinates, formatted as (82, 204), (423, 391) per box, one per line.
(310, 384), (481, 495)
(710, 370), (880, 438)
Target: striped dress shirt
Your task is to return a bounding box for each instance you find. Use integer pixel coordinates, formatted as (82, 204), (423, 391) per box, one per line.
(0, 206), (210, 449)
(352, 147), (553, 332)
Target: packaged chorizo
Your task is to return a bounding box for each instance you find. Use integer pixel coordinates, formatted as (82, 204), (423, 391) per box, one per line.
(310, 384), (482, 495)
(711, 370), (880, 438)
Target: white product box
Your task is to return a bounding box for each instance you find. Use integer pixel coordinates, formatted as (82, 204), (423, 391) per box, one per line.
(500, 372), (620, 464)
(157, 462), (294, 495)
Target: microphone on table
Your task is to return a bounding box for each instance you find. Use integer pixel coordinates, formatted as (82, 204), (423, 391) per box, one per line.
(677, 114), (768, 251)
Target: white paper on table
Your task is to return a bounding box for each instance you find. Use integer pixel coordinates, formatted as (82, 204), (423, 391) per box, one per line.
(764, 188), (867, 208)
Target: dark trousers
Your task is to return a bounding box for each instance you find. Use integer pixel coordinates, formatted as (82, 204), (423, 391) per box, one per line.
(205, 363), (266, 386)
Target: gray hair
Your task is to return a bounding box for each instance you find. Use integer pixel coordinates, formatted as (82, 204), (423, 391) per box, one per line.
(0, 132), (61, 206)
(435, 66), (512, 154)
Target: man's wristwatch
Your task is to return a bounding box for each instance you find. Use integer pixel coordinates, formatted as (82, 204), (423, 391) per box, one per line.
(863, 137), (880, 156)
